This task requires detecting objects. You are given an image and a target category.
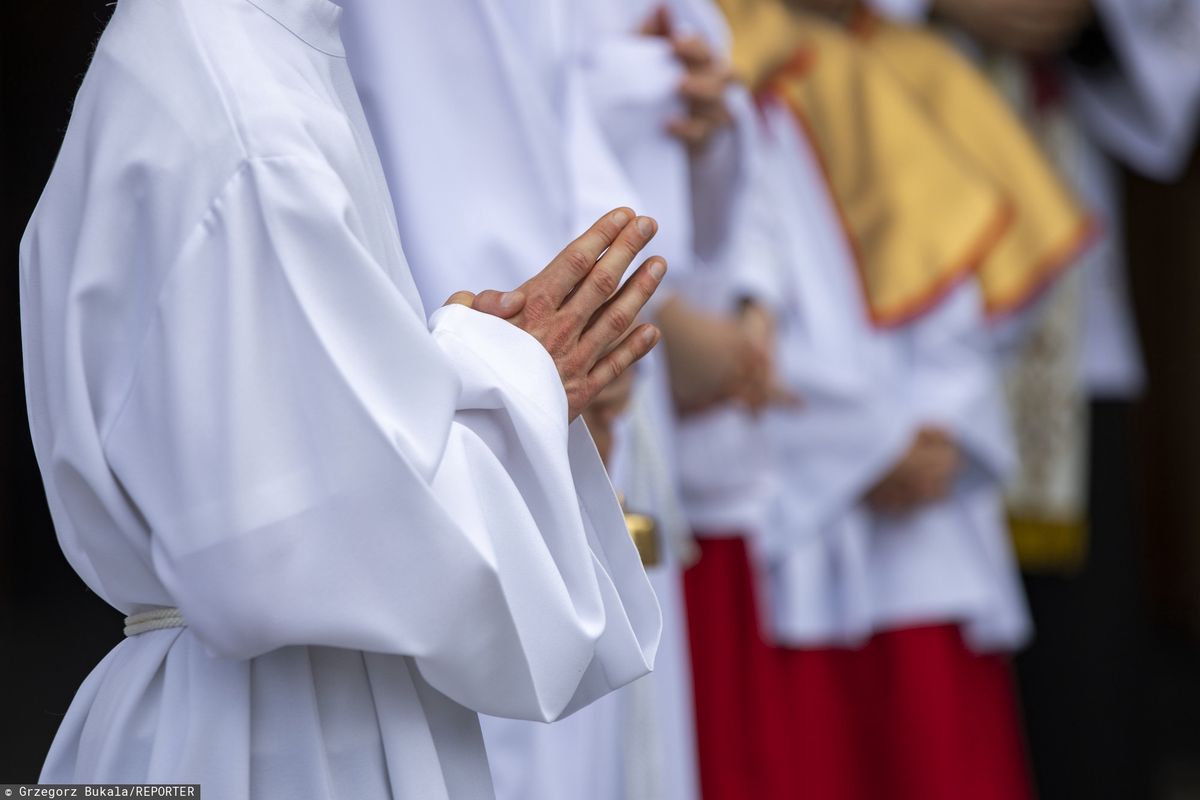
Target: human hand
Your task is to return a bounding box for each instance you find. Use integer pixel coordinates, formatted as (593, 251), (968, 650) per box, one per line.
(865, 426), (961, 514)
(446, 209), (665, 420)
(658, 298), (760, 415)
(734, 300), (803, 414)
(582, 366), (636, 464)
(639, 6), (735, 151)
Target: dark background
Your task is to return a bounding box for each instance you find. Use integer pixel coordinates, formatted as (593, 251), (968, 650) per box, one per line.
(2, 1), (128, 778)
(2, 4), (1198, 796)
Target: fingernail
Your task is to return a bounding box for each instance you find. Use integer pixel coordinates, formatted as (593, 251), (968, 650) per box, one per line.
(613, 209), (631, 226)
(636, 216), (656, 236)
(649, 259), (666, 280)
(499, 291), (521, 311)
(642, 326), (659, 345)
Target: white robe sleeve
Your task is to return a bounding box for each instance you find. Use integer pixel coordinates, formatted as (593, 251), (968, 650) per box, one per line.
(899, 281), (1017, 483)
(101, 155), (660, 722)
(749, 105), (918, 546)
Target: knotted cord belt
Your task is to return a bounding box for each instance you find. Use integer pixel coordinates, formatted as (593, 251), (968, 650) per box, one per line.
(124, 607), (186, 637)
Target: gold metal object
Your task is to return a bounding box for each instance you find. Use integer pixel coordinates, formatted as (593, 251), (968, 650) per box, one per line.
(625, 510), (661, 568)
(615, 492), (661, 568)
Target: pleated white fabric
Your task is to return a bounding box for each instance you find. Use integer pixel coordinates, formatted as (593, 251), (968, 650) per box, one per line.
(22, 0), (660, 797)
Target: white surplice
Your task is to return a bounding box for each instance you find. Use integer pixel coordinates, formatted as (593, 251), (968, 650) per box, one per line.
(21, 1), (660, 797)
(747, 101), (1031, 653)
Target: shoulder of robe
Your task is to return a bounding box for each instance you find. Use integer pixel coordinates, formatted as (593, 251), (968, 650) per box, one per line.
(37, 0), (361, 262)
(86, 0), (353, 168)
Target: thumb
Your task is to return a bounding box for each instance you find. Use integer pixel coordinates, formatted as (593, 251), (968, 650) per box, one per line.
(443, 291), (477, 308)
(471, 289), (526, 319)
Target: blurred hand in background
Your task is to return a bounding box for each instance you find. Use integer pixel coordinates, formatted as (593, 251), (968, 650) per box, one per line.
(865, 426), (962, 515)
(640, 6), (735, 151)
(933, 0), (1094, 54)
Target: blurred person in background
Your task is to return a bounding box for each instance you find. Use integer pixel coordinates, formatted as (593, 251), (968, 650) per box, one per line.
(861, 0), (1200, 795)
(711, 0), (1094, 796)
(574, 5), (795, 800)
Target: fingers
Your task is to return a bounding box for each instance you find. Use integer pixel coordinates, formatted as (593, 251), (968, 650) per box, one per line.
(672, 35), (714, 69)
(668, 32), (732, 150)
(667, 117), (709, 147)
(738, 378), (804, 415)
(471, 289), (525, 319)
(587, 324), (661, 400)
(865, 472), (914, 514)
(767, 382), (805, 410)
(565, 218), (659, 324)
(679, 71), (729, 108)
(578, 256), (667, 363)
(667, 115), (728, 149)
(670, 61), (732, 149)
(588, 367), (636, 424)
(530, 208), (635, 308)
(639, 5), (673, 37)
(443, 291), (476, 308)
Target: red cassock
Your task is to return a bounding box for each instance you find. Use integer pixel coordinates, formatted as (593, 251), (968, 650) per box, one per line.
(684, 537), (1033, 800)
(683, 535), (794, 800)
(778, 624), (1033, 800)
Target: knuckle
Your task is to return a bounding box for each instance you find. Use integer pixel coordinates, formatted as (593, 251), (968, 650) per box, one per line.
(606, 306), (633, 335)
(616, 236), (641, 262)
(546, 325), (574, 357)
(637, 271), (659, 298)
(523, 292), (555, 323)
(562, 355), (585, 383)
(563, 247), (594, 280)
(590, 268), (619, 298)
(582, 372), (604, 401)
(604, 357), (626, 385)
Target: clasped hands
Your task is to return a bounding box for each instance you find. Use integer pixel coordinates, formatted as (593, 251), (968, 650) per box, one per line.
(659, 297), (802, 417)
(443, 208), (665, 422)
(865, 426), (962, 515)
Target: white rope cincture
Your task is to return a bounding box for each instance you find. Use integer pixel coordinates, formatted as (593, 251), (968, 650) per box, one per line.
(124, 607), (186, 637)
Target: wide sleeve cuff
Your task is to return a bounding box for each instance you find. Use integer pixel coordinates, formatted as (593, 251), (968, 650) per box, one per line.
(559, 419), (662, 716)
(429, 304), (661, 718)
(428, 304), (568, 426)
